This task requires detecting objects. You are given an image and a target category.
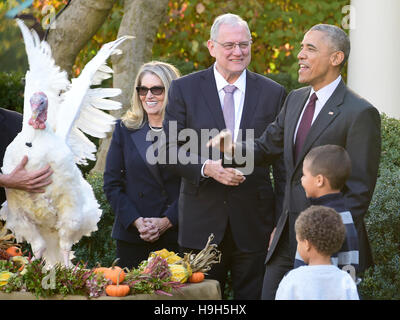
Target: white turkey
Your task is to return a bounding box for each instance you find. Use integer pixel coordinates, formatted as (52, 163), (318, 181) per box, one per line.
(0, 19), (132, 268)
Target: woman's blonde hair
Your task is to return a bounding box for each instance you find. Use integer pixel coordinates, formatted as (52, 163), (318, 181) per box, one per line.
(121, 61), (180, 130)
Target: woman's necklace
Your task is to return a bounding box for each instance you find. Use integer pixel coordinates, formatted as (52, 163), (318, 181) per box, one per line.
(148, 123), (163, 132)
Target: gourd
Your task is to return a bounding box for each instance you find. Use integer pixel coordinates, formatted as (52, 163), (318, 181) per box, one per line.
(0, 271), (13, 287)
(150, 249), (182, 264)
(188, 272), (205, 283)
(93, 267), (109, 275)
(169, 263), (191, 283)
(105, 270), (130, 297)
(6, 246), (22, 257)
(94, 259), (125, 284)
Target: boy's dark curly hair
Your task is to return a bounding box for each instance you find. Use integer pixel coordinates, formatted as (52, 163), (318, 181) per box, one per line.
(295, 205), (346, 256)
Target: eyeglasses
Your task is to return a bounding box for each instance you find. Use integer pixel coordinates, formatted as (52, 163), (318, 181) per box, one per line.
(136, 86), (165, 96)
(213, 40), (252, 51)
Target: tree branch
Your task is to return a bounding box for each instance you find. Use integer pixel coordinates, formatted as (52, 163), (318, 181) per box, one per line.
(92, 0), (169, 173)
(46, 0), (117, 76)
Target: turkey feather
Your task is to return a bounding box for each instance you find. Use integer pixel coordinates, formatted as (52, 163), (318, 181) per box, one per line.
(0, 20), (132, 268)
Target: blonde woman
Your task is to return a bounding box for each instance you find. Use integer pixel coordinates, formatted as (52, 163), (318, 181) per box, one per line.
(103, 61), (181, 269)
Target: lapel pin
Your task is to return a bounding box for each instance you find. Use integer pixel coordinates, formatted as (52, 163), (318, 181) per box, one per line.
(328, 111), (334, 115)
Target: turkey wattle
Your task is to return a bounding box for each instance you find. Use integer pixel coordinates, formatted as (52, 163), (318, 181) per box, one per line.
(0, 19), (132, 268)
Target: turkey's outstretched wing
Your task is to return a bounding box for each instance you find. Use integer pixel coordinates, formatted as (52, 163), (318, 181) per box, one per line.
(67, 87), (121, 165)
(55, 36), (132, 164)
(16, 19), (70, 132)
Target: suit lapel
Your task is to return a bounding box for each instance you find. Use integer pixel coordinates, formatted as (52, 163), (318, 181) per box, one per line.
(239, 70), (260, 135)
(130, 125), (165, 187)
(199, 67), (227, 131)
(294, 80), (346, 168)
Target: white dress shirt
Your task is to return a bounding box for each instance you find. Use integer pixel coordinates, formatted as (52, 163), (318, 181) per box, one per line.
(201, 64), (247, 177)
(293, 75), (342, 143)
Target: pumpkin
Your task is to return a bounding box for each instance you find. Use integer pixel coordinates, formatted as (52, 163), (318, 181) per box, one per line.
(96, 259), (126, 284)
(93, 267), (109, 275)
(105, 270), (130, 297)
(6, 246), (22, 257)
(105, 283), (130, 297)
(104, 267), (125, 285)
(189, 272), (205, 283)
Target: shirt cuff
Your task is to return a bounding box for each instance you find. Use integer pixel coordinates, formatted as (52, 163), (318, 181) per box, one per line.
(224, 152), (233, 161)
(201, 159), (211, 178)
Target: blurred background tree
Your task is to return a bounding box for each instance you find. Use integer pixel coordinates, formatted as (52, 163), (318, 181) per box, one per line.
(1, 0), (350, 90)
(0, 0), (350, 171)
(153, 0), (349, 78)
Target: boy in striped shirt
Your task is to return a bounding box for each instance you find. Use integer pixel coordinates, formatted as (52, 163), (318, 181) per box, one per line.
(294, 144), (360, 280)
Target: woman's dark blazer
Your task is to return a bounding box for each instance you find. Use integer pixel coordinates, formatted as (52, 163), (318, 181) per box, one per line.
(103, 120), (180, 244)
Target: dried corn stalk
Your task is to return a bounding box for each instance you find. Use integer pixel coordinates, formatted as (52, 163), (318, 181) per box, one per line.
(181, 234), (222, 273)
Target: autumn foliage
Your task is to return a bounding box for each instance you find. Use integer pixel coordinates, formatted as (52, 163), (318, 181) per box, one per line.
(30, 0), (349, 79)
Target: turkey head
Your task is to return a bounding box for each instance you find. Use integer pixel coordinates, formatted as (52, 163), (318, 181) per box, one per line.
(28, 92), (48, 129)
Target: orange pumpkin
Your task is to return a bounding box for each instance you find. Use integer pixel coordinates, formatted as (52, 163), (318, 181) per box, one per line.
(6, 246), (22, 257)
(105, 269), (130, 297)
(189, 272), (205, 283)
(105, 283), (130, 297)
(104, 266), (125, 285)
(95, 259), (126, 284)
(93, 267), (109, 275)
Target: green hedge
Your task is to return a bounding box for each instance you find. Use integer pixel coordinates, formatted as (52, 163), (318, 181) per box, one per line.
(358, 114), (400, 300)
(0, 71), (24, 113)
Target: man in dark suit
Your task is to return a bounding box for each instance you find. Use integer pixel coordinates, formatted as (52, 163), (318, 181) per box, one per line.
(0, 107), (53, 204)
(162, 13), (286, 299)
(208, 24), (381, 299)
